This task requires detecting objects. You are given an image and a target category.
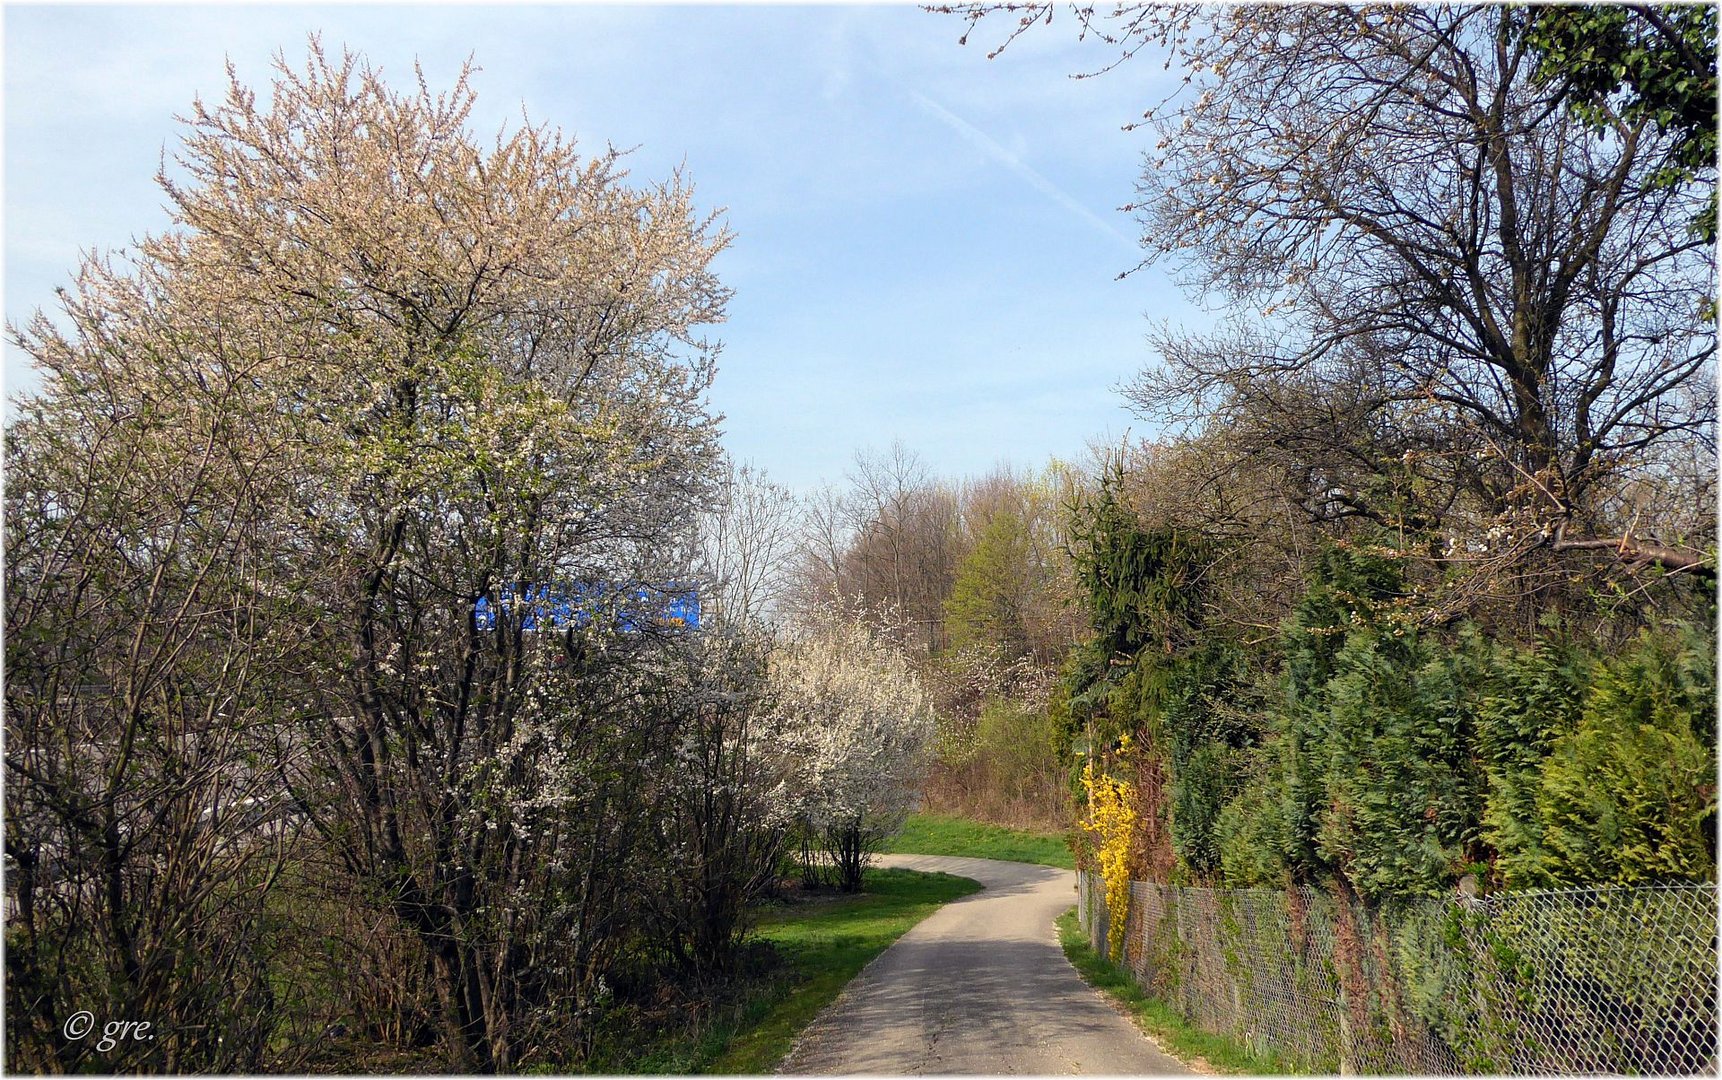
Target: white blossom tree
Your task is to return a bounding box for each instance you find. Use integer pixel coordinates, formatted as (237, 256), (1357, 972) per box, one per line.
(772, 615), (935, 891)
(8, 41), (733, 1071)
(634, 626), (794, 976)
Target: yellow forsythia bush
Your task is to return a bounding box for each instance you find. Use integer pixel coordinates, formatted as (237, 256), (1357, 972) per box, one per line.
(1081, 740), (1138, 963)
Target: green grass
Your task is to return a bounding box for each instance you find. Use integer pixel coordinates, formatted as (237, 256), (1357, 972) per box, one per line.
(881, 811), (1075, 869)
(600, 867), (981, 1074)
(1055, 907), (1301, 1075)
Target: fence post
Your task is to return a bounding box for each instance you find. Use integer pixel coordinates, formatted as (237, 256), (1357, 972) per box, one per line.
(1096, 878), (1109, 959)
(1335, 985), (1356, 1075)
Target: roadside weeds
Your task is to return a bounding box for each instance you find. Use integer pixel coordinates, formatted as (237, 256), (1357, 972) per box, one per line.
(1055, 907), (1301, 1076)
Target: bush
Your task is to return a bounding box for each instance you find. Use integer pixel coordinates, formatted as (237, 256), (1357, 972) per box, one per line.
(1313, 630), (1486, 900)
(1534, 628), (1717, 885)
(1475, 637), (1589, 888)
(774, 617), (935, 892)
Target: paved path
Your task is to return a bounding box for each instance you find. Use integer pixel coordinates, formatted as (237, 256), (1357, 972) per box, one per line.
(777, 853), (1190, 1075)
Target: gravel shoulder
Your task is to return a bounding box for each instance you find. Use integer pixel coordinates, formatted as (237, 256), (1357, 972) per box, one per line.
(776, 853), (1190, 1076)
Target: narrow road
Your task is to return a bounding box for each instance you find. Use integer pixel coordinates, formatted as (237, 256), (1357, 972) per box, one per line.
(777, 853), (1190, 1075)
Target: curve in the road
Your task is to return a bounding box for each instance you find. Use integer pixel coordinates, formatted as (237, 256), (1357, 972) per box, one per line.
(776, 853), (1190, 1076)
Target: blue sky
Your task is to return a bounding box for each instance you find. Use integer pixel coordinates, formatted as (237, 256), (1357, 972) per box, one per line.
(5, 2), (1203, 491)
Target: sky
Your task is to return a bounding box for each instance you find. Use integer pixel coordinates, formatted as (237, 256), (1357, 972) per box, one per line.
(4, 2), (1207, 492)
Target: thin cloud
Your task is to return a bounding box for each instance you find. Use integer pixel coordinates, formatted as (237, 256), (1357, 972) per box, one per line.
(911, 91), (1137, 252)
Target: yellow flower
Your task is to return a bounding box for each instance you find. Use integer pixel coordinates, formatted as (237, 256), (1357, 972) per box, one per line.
(1082, 757), (1137, 963)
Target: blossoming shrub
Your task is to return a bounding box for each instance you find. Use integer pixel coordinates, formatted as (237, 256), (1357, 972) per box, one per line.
(1082, 741), (1139, 962)
(772, 616), (936, 891)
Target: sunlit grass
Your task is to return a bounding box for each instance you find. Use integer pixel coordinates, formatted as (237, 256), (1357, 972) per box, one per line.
(881, 811), (1076, 869)
(703, 867), (980, 1073)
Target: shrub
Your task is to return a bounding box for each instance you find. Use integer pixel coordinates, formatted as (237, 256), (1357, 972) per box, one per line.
(774, 617), (935, 891)
(1534, 628), (1717, 885)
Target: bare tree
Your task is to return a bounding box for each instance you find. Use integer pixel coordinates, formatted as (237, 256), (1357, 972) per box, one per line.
(829, 443), (962, 652)
(789, 481), (855, 615)
(698, 460), (803, 626)
(944, 3), (1714, 607)
(1130, 6), (1714, 584)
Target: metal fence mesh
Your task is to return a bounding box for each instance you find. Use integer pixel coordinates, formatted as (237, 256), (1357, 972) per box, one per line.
(1077, 872), (1720, 1074)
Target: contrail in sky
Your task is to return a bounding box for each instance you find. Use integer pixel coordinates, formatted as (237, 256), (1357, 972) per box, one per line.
(911, 91), (1138, 253)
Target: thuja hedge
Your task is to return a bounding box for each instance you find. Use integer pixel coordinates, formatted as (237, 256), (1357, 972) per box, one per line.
(1066, 537), (1716, 899)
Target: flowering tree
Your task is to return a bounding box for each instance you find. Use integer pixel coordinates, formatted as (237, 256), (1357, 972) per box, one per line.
(8, 42), (732, 1071)
(773, 616), (935, 891)
(633, 627), (794, 976)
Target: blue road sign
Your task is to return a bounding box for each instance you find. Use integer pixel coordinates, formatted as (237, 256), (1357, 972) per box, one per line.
(473, 582), (699, 633)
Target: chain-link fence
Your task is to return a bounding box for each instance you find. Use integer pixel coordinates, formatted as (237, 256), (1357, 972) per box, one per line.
(1077, 872), (1719, 1074)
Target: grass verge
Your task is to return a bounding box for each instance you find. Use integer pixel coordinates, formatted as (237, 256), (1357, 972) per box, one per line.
(881, 811), (1075, 869)
(1055, 907), (1300, 1075)
(598, 867), (981, 1074)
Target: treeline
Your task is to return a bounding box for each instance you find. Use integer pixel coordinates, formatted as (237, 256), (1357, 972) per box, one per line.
(781, 444), (1087, 830)
(3, 49), (932, 1073)
(1063, 463), (1715, 900)
(925, 2), (1720, 904)
(794, 422), (1714, 902)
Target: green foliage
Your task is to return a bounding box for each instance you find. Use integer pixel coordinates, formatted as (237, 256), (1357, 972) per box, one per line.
(1156, 641), (1259, 880)
(1059, 466), (1227, 767)
(1207, 543), (1716, 898)
(1172, 742), (1244, 879)
(977, 697), (1065, 795)
(1282, 620), (1714, 896)
(924, 691), (1071, 832)
(1109, 649), (1175, 745)
(1213, 753), (1294, 887)
(1056, 639), (1114, 733)
(1475, 638), (1589, 888)
(1214, 547), (1410, 889)
(1160, 640), (1256, 762)
(1282, 545), (1406, 708)
(1317, 631), (1487, 899)
(1067, 464), (1213, 662)
(1517, 3), (1718, 239)
(1534, 628), (1717, 885)
(944, 507), (1035, 659)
